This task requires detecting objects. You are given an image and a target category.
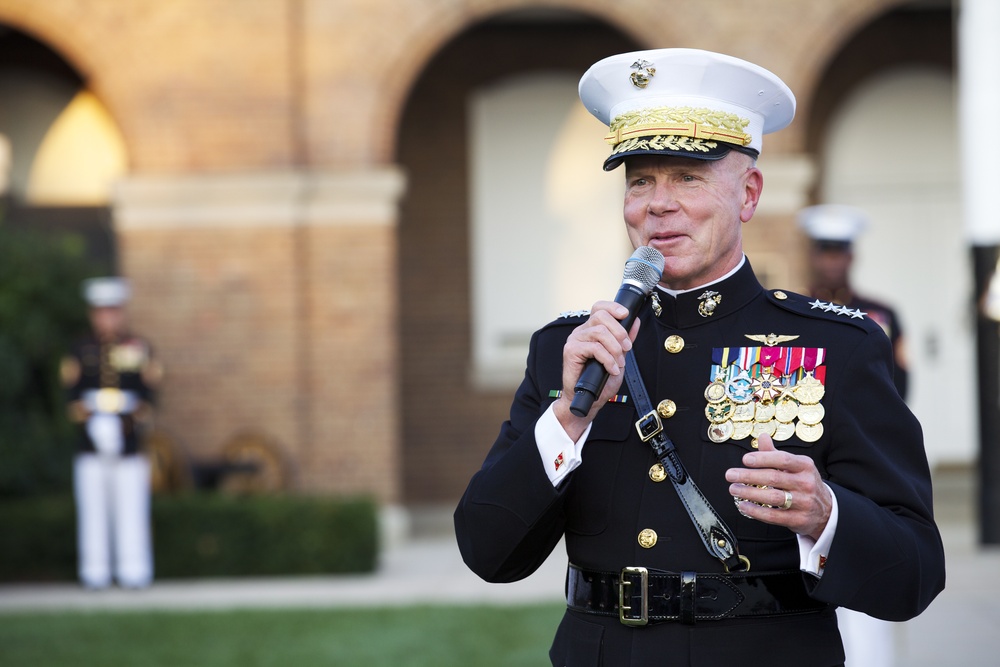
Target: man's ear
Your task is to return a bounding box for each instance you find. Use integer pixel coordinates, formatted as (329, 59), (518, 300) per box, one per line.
(740, 167), (763, 223)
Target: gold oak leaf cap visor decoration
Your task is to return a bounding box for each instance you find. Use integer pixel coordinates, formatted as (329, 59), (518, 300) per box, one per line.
(578, 48), (796, 171)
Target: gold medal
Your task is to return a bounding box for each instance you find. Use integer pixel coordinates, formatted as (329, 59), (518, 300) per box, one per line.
(751, 419), (777, 438)
(732, 420), (754, 440)
(773, 421), (796, 441)
(731, 402), (755, 422)
(774, 397), (799, 423)
(754, 401), (776, 422)
(797, 402), (825, 426)
(704, 380), (727, 403)
(795, 421), (824, 442)
(708, 420), (735, 443)
(705, 399), (734, 424)
(794, 372), (825, 404)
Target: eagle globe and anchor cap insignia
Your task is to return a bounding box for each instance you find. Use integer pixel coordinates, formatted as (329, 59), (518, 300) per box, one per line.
(629, 59), (656, 89)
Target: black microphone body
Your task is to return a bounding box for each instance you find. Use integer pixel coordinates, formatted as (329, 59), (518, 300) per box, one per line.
(569, 247), (664, 418)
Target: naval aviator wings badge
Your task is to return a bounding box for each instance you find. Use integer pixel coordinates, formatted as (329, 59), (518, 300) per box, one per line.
(744, 333), (800, 346)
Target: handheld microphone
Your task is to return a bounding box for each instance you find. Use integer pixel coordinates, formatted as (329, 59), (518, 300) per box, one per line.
(569, 246), (664, 418)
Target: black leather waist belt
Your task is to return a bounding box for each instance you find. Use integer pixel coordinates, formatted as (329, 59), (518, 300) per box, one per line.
(566, 563), (828, 626)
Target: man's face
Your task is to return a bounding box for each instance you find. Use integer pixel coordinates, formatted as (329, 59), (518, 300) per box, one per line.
(809, 244), (853, 288)
(89, 306), (126, 340)
(622, 152), (762, 290)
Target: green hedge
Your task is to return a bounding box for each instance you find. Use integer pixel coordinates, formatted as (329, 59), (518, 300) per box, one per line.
(0, 226), (103, 498)
(0, 493), (378, 582)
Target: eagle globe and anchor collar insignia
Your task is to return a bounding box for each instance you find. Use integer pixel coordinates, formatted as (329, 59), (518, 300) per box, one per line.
(698, 290), (722, 317)
(649, 288), (725, 320)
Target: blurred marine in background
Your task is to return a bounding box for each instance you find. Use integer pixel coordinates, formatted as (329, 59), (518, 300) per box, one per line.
(799, 204), (911, 666)
(798, 204), (909, 401)
(60, 277), (162, 589)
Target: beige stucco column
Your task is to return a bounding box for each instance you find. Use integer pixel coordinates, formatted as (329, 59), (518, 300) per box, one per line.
(113, 167), (406, 505)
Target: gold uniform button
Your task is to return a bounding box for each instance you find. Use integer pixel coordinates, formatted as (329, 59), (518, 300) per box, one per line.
(649, 463), (666, 482)
(773, 290), (788, 300)
(638, 528), (658, 549)
(656, 399), (677, 419)
(664, 335), (684, 353)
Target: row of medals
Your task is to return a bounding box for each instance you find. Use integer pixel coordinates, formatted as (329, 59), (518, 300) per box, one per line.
(703, 368), (825, 444)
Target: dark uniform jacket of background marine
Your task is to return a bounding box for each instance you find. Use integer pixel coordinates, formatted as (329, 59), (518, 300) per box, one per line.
(455, 261), (945, 667)
(809, 286), (909, 400)
(62, 331), (159, 456)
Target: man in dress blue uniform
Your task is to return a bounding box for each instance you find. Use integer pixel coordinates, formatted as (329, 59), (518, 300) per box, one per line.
(799, 204), (912, 667)
(455, 48), (944, 666)
(799, 204), (909, 401)
(62, 277), (161, 589)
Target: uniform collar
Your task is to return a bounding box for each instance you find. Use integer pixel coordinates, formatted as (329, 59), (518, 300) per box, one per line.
(649, 258), (764, 329)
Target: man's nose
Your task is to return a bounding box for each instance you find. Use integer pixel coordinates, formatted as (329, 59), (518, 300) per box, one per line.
(648, 183), (679, 215)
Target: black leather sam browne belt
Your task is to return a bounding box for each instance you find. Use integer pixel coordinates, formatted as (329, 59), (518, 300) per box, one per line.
(624, 350), (748, 573)
(567, 564), (828, 626)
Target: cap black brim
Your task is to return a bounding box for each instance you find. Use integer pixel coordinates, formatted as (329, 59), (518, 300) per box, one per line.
(603, 141), (758, 171)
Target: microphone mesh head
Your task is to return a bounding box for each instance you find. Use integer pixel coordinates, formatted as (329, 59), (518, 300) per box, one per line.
(623, 246), (664, 294)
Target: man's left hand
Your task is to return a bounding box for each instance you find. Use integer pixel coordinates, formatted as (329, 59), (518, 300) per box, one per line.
(725, 433), (833, 540)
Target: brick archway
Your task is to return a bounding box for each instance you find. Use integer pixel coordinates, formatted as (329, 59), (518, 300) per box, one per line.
(395, 13), (641, 504)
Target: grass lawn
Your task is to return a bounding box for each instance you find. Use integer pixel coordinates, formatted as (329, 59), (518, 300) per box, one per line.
(0, 603), (565, 666)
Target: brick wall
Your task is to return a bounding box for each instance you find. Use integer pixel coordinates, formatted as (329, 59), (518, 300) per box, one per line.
(119, 224), (302, 472)
(0, 0), (937, 508)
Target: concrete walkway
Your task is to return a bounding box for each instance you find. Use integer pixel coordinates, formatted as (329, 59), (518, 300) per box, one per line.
(2, 468), (999, 666)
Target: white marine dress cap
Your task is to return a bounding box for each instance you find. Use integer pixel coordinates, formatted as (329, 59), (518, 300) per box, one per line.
(578, 48), (796, 170)
(82, 277), (132, 307)
(797, 204), (870, 245)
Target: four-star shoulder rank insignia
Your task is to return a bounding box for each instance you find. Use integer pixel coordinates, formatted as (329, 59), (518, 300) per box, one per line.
(808, 299), (866, 319)
(745, 333), (800, 346)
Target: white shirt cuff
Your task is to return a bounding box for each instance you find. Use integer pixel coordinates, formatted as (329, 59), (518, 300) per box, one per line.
(535, 403), (592, 487)
(798, 483), (838, 577)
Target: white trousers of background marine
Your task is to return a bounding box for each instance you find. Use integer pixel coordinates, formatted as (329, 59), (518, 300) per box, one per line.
(836, 606), (895, 667)
(73, 453), (153, 589)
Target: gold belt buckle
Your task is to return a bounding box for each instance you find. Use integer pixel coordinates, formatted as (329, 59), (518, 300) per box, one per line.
(95, 388), (125, 414)
(634, 411), (662, 442)
(619, 566), (649, 626)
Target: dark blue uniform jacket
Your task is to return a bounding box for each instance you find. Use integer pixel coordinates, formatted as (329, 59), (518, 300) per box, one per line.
(455, 260), (945, 667)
